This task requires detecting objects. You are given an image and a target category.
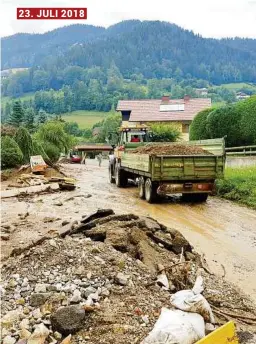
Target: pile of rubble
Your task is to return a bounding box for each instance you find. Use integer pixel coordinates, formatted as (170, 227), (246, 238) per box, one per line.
(130, 144), (213, 156)
(1, 210), (256, 344)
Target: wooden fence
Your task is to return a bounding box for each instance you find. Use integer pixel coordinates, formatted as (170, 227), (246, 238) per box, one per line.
(225, 145), (256, 156)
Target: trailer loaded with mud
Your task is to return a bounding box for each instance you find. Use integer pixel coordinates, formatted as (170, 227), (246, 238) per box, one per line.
(109, 137), (226, 203)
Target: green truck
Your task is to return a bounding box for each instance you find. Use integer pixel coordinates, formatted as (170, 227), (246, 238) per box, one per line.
(109, 125), (225, 203)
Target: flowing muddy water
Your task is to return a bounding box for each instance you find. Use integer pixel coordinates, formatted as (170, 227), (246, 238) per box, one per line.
(1, 160), (256, 302)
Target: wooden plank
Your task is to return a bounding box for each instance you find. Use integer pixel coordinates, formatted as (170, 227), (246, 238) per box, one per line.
(196, 321), (238, 344)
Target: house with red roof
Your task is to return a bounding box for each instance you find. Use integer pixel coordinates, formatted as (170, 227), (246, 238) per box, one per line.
(116, 95), (212, 140)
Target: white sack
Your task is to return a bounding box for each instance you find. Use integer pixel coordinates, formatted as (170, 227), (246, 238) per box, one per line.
(141, 308), (205, 344)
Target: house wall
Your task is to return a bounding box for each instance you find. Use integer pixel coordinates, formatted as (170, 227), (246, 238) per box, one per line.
(121, 120), (190, 141)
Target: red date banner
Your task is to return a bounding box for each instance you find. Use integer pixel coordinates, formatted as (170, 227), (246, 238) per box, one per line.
(17, 8), (87, 20)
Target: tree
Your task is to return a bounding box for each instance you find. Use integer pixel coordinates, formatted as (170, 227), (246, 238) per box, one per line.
(1, 136), (23, 168)
(189, 108), (213, 140)
(24, 107), (36, 131)
(149, 123), (181, 142)
(93, 113), (122, 143)
(38, 109), (48, 123)
(206, 105), (243, 146)
(14, 127), (33, 163)
(8, 101), (24, 127)
(35, 120), (75, 153)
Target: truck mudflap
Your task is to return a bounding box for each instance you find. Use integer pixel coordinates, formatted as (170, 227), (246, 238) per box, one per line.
(196, 321), (239, 344)
(157, 182), (214, 195)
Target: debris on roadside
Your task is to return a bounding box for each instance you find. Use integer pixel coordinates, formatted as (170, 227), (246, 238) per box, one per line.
(1, 209), (256, 344)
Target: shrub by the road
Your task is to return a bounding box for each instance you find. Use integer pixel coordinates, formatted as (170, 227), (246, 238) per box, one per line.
(190, 96), (256, 146)
(216, 166), (256, 209)
(150, 123), (181, 142)
(1, 136), (24, 168)
(189, 108), (212, 141)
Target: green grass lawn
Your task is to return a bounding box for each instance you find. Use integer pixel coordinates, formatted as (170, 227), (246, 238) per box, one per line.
(216, 166), (256, 209)
(61, 110), (109, 129)
(219, 83), (256, 91)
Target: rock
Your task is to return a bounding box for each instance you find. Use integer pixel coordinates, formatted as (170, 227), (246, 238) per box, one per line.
(19, 318), (30, 330)
(142, 315), (149, 324)
(101, 287), (110, 297)
(141, 217), (161, 232)
(34, 284), (47, 293)
(87, 271), (92, 279)
(51, 305), (86, 335)
(49, 239), (58, 248)
(19, 328), (31, 339)
(54, 201), (63, 206)
(205, 323), (216, 334)
(82, 286), (96, 298)
(115, 272), (128, 286)
(32, 308), (42, 319)
(62, 220), (70, 226)
(16, 298), (25, 305)
(80, 209), (114, 224)
(54, 331), (62, 340)
(70, 289), (81, 303)
(2, 224), (11, 229)
(43, 217), (60, 223)
(156, 273), (169, 289)
(1, 310), (21, 327)
(30, 293), (51, 307)
(3, 336), (16, 344)
(27, 323), (50, 344)
(0, 285), (6, 296)
(1, 233), (10, 240)
(185, 251), (196, 261)
(71, 220), (79, 230)
(172, 233), (191, 254)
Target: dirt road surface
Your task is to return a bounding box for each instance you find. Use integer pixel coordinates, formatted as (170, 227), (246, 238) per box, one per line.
(1, 160), (256, 303)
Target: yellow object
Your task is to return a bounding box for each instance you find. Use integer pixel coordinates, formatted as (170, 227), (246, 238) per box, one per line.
(119, 123), (149, 131)
(196, 321), (239, 344)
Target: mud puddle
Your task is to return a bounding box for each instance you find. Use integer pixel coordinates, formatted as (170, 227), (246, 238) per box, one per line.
(1, 160), (256, 302)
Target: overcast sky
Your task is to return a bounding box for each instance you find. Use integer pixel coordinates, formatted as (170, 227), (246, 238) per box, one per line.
(1, 0), (256, 38)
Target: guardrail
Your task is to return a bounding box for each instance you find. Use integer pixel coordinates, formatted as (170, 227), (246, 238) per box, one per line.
(225, 145), (256, 156)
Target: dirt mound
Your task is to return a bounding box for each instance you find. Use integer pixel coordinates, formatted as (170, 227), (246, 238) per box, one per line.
(131, 143), (213, 156)
(1, 210), (256, 344)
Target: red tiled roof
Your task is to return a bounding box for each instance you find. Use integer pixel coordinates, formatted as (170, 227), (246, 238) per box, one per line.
(116, 98), (211, 122)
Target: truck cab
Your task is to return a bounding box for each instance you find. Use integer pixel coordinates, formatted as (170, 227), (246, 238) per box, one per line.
(109, 124), (150, 183)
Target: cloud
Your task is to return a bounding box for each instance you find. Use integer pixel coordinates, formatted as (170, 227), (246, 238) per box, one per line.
(0, 0), (256, 38)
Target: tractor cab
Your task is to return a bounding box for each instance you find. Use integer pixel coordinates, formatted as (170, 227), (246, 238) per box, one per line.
(117, 124), (150, 148)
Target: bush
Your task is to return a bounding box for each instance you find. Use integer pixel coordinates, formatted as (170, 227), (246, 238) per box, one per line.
(149, 123), (181, 142)
(189, 108), (212, 140)
(14, 126), (33, 163)
(206, 105), (243, 147)
(1, 125), (17, 137)
(238, 95), (256, 145)
(42, 142), (61, 163)
(1, 136), (23, 168)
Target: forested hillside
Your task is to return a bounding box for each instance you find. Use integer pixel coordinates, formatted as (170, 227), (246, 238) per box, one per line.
(2, 20), (256, 85)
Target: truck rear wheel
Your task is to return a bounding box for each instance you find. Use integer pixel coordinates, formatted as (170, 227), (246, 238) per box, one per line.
(138, 177), (145, 199)
(108, 164), (115, 184)
(145, 178), (158, 203)
(182, 193), (208, 202)
(115, 164), (128, 187)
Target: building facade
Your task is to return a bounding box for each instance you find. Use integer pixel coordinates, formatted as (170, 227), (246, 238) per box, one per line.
(117, 96), (212, 141)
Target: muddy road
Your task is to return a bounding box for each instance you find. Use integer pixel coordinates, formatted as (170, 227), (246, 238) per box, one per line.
(1, 160), (256, 302)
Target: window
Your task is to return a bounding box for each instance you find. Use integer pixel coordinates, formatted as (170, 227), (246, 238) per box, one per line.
(182, 124), (190, 133)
